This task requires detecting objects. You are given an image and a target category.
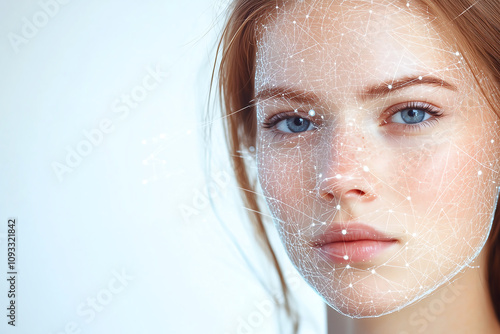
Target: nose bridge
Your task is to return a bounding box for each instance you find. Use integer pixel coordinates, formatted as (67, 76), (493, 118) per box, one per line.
(317, 120), (375, 201)
(323, 121), (368, 175)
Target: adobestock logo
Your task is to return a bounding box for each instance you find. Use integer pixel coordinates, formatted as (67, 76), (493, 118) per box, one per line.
(7, 0), (73, 54)
(225, 270), (303, 334)
(230, 299), (275, 334)
(51, 63), (168, 183)
(48, 268), (133, 334)
(51, 119), (115, 182)
(178, 170), (231, 223)
(399, 283), (465, 334)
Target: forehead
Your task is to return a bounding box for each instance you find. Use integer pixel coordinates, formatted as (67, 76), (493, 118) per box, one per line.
(255, 0), (462, 98)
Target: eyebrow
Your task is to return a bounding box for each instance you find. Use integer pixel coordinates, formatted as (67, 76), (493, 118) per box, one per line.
(360, 75), (458, 101)
(253, 86), (321, 105)
(253, 75), (458, 104)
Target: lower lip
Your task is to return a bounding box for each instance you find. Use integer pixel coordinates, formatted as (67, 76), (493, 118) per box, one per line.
(317, 240), (398, 264)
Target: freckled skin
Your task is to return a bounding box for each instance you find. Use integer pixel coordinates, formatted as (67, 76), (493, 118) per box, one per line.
(254, 0), (500, 317)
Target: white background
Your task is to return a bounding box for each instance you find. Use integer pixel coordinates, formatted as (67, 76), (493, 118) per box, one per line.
(0, 1), (325, 333)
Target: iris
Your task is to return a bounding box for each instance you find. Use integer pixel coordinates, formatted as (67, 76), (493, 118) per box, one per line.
(286, 117), (311, 132)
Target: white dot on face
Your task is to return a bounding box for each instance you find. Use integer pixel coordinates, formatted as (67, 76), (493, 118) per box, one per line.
(346, 264), (351, 269)
(418, 76), (423, 80)
(363, 166), (369, 172)
(336, 174), (342, 179)
(342, 229), (347, 235)
(478, 170), (483, 175)
(455, 51), (460, 56)
(369, 9), (373, 13)
(309, 109), (316, 116)
(336, 205), (341, 210)
(371, 269), (376, 274)
(293, 20), (296, 24)
(491, 139), (495, 143)
(412, 233), (417, 237)
(388, 84), (393, 89)
(343, 255), (349, 260)
(406, 2), (410, 7)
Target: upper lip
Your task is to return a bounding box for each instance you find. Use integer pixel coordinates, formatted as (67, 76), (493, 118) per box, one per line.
(310, 222), (398, 247)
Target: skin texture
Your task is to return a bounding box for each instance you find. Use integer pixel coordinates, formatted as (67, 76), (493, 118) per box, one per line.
(253, 0), (500, 331)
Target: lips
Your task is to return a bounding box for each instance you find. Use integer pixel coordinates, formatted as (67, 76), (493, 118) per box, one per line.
(311, 223), (399, 264)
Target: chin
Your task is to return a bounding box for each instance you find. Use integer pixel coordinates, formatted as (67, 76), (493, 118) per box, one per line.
(324, 290), (412, 318)
(306, 273), (418, 318)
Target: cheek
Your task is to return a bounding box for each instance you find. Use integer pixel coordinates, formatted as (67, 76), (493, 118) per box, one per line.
(386, 119), (500, 258)
(257, 135), (317, 232)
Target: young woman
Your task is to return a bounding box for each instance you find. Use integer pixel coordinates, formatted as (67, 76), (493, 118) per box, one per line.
(214, 0), (500, 332)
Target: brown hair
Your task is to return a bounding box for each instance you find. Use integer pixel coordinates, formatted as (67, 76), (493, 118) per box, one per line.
(214, 0), (500, 329)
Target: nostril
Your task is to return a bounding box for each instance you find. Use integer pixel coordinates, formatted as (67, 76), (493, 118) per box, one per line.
(322, 192), (335, 201)
(320, 189), (369, 202)
(317, 177), (376, 202)
(345, 189), (366, 197)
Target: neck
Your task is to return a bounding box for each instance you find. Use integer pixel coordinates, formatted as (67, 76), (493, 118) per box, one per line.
(327, 251), (500, 334)
(352, 251), (499, 334)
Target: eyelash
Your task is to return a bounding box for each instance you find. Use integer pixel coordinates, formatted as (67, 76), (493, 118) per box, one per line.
(261, 101), (444, 138)
(261, 111), (315, 140)
(262, 112), (311, 128)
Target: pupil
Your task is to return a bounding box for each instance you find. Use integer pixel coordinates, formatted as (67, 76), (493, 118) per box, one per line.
(294, 118), (304, 126)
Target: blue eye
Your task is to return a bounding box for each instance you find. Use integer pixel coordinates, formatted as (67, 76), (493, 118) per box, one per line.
(391, 108), (432, 124)
(276, 117), (314, 133)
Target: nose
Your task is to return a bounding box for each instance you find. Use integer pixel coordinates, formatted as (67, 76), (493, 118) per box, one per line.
(317, 125), (377, 203)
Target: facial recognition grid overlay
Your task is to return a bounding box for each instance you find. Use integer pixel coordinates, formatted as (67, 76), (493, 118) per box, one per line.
(0, 0), (327, 332)
(246, 0), (500, 319)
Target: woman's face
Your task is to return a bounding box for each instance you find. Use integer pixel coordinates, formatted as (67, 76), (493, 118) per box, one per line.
(254, 0), (500, 317)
